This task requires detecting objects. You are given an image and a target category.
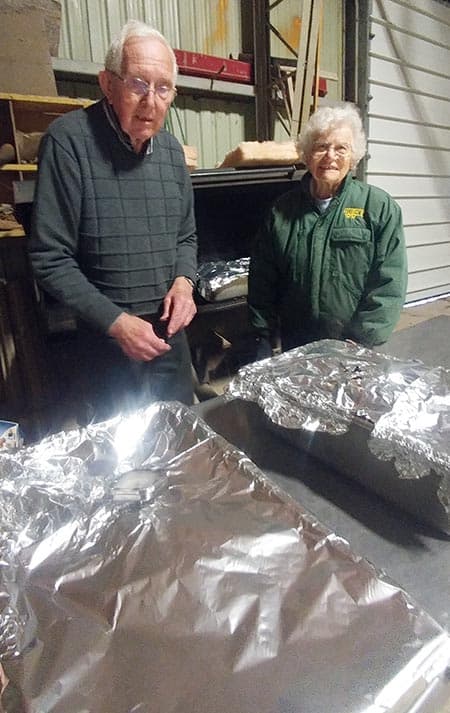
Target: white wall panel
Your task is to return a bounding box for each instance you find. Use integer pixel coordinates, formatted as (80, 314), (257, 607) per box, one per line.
(369, 57), (449, 99)
(368, 84), (449, 126)
(368, 175), (450, 198)
(398, 197), (450, 226)
(366, 0), (450, 303)
(368, 116), (450, 150)
(371, 0), (450, 44)
(370, 23), (450, 74)
(408, 243), (450, 272)
(407, 266), (450, 302)
(367, 143), (449, 175)
(401, 223), (450, 248)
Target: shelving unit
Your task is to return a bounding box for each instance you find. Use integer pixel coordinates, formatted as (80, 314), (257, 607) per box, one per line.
(0, 92), (91, 206)
(0, 93), (92, 437)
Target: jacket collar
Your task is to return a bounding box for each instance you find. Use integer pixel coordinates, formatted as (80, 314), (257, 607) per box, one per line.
(301, 170), (354, 204)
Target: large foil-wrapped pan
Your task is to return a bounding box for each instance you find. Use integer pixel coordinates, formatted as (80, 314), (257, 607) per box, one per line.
(226, 339), (450, 533)
(0, 402), (448, 712)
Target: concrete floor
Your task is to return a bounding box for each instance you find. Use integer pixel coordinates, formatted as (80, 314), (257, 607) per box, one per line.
(394, 294), (450, 331)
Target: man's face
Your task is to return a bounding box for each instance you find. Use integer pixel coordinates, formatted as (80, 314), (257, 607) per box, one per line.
(100, 37), (175, 152)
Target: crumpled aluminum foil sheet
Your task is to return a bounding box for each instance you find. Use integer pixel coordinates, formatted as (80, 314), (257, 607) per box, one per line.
(197, 257), (249, 301)
(226, 339), (428, 434)
(225, 339), (450, 529)
(370, 366), (450, 499)
(0, 401), (449, 713)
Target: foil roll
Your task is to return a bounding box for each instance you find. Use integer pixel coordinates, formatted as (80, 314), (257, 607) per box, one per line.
(226, 339), (450, 531)
(0, 402), (449, 712)
(196, 257), (250, 301)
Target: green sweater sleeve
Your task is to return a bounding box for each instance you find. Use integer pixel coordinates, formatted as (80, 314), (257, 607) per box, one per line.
(29, 133), (123, 332)
(174, 163), (198, 284)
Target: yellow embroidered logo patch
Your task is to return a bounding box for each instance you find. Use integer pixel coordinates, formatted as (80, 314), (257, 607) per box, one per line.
(344, 207), (364, 219)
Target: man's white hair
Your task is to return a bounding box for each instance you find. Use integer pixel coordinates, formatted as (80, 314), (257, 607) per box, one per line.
(105, 19), (178, 83)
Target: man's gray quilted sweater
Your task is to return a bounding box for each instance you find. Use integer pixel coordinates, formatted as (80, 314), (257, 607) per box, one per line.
(29, 100), (197, 332)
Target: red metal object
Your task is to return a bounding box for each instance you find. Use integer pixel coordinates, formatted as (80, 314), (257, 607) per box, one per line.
(316, 77), (327, 97)
(174, 49), (327, 96)
(174, 50), (253, 84)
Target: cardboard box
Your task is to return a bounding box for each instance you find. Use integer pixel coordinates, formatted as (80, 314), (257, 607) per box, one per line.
(0, 0), (61, 56)
(0, 420), (22, 450)
(0, 9), (57, 95)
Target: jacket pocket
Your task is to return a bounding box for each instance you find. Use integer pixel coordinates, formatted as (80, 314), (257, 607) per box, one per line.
(329, 227), (373, 295)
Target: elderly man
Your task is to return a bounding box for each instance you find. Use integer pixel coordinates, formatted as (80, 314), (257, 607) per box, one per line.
(29, 20), (198, 422)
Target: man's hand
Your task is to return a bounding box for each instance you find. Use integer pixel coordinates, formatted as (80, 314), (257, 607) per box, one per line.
(108, 313), (171, 361)
(160, 276), (197, 338)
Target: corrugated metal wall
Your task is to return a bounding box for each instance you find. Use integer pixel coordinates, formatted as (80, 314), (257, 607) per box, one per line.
(56, 0), (343, 168)
(366, 0), (450, 302)
(166, 96), (255, 168)
(58, 0), (243, 64)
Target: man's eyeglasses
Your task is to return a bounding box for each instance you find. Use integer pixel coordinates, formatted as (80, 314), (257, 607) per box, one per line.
(312, 142), (351, 158)
(112, 73), (176, 101)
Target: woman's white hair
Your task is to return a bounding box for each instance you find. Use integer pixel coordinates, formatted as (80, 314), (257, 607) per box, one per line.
(297, 102), (367, 169)
(105, 19), (178, 83)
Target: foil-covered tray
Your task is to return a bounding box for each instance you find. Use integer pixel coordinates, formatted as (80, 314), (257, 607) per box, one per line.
(197, 257), (249, 301)
(226, 339), (450, 534)
(0, 402), (449, 712)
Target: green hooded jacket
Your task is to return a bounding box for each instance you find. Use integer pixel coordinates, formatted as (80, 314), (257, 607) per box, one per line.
(248, 172), (407, 348)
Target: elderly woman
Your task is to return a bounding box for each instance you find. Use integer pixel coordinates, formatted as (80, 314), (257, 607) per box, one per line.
(248, 102), (407, 356)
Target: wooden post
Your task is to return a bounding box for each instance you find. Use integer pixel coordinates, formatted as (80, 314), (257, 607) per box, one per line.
(290, 0), (323, 138)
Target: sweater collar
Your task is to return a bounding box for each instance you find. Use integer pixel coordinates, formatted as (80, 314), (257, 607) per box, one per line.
(101, 98), (154, 156)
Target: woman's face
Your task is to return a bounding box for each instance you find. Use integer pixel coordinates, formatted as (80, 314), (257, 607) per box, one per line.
(306, 126), (353, 194)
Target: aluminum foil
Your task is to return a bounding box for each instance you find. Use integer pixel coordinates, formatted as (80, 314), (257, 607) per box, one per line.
(0, 402), (449, 712)
(225, 339), (450, 528)
(370, 366), (450, 488)
(197, 257), (249, 301)
(226, 339), (428, 434)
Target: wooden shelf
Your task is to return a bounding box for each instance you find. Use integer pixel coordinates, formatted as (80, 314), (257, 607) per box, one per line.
(0, 92), (90, 206)
(0, 228), (25, 239)
(0, 92), (92, 112)
(0, 164), (37, 172)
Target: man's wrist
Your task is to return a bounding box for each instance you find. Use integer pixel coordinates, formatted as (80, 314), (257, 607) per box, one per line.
(179, 275), (195, 290)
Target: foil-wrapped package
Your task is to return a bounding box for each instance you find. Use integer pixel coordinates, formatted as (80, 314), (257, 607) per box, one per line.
(197, 257), (249, 301)
(226, 339), (450, 533)
(0, 402), (449, 712)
